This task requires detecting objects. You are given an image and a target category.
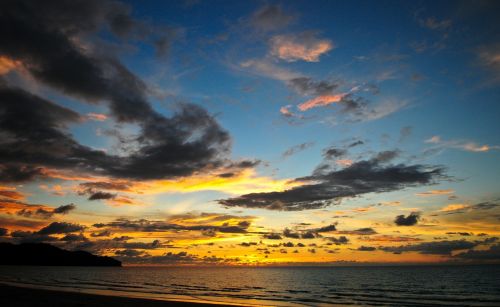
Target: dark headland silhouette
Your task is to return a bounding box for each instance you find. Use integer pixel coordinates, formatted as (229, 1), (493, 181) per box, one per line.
(0, 243), (121, 266)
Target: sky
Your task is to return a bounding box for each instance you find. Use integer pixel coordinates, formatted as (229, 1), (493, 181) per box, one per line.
(0, 0), (499, 265)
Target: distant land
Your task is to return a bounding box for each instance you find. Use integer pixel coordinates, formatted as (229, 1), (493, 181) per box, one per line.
(0, 243), (121, 267)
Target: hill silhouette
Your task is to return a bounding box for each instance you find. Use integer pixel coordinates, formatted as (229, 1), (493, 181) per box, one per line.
(0, 243), (121, 266)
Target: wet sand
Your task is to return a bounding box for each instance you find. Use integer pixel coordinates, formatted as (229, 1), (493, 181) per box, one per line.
(0, 284), (240, 307)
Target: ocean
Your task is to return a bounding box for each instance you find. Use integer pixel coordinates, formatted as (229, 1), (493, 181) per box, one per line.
(0, 265), (499, 306)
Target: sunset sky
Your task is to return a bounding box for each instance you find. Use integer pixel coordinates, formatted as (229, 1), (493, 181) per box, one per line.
(0, 0), (499, 265)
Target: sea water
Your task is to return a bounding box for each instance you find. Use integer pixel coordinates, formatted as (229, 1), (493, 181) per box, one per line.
(0, 265), (499, 306)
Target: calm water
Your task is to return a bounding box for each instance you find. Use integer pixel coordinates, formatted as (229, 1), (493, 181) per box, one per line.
(0, 265), (499, 306)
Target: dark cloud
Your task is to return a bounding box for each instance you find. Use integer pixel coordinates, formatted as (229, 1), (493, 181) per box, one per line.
(323, 147), (347, 159)
(88, 191), (116, 201)
(316, 224), (337, 232)
(115, 249), (146, 257)
(348, 140), (364, 148)
(0, 0), (252, 182)
(327, 236), (349, 245)
(283, 228), (300, 239)
(79, 182), (132, 191)
(394, 212), (420, 226)
(282, 142), (315, 158)
(0, 228), (8, 236)
(288, 77), (339, 96)
(219, 150), (445, 211)
(357, 246), (376, 251)
(249, 5), (295, 32)
(90, 230), (112, 237)
(264, 233), (282, 240)
(0, 165), (46, 183)
(379, 240), (477, 255)
(115, 250), (239, 265)
(122, 240), (161, 249)
(37, 222), (86, 235)
(338, 228), (378, 236)
(53, 204), (76, 214)
(6, 200), (77, 219)
(60, 233), (88, 242)
(10, 230), (58, 243)
(93, 217), (250, 234)
(454, 244), (500, 261)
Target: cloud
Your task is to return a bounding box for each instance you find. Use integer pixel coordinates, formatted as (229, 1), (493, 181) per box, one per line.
(53, 204), (76, 214)
(219, 150), (445, 211)
(86, 113), (108, 121)
(88, 191), (117, 201)
(93, 213), (254, 235)
(0, 56), (22, 75)
(416, 189), (454, 197)
(357, 246), (376, 251)
(37, 222), (86, 235)
(425, 136), (498, 153)
(298, 94), (346, 111)
(338, 228), (378, 236)
(323, 147), (348, 159)
(394, 212), (420, 226)
(0, 187), (25, 200)
(454, 244), (500, 261)
(0, 227), (8, 236)
(360, 235), (421, 243)
(0, 0), (257, 183)
(61, 233), (88, 242)
(419, 17), (452, 31)
(327, 236), (349, 245)
(477, 43), (500, 83)
(379, 240), (477, 255)
(438, 201), (499, 214)
(269, 32), (333, 62)
(240, 59), (301, 81)
(287, 77), (340, 97)
(282, 142), (315, 158)
(0, 199), (76, 219)
(248, 5), (295, 32)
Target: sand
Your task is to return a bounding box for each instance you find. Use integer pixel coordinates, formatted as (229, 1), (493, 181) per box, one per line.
(0, 284), (240, 307)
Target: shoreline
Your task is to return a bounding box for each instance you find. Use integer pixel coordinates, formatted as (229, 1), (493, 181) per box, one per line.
(0, 284), (246, 307)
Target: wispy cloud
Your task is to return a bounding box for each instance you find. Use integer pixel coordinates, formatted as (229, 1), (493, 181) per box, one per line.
(425, 136), (499, 152)
(416, 189), (454, 197)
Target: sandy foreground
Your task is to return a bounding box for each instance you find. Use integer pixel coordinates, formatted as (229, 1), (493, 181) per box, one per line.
(0, 284), (243, 307)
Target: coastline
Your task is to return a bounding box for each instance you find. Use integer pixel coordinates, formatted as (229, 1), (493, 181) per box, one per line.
(0, 284), (244, 307)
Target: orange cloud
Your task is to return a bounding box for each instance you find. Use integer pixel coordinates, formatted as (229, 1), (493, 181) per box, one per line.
(0, 56), (21, 75)
(335, 159), (353, 167)
(425, 136), (498, 152)
(270, 34), (333, 62)
(0, 200), (49, 215)
(105, 196), (139, 206)
(0, 186), (25, 200)
(86, 113), (108, 121)
(439, 204), (470, 212)
(280, 105), (293, 116)
(298, 94), (346, 111)
(416, 189), (454, 197)
(360, 235), (422, 242)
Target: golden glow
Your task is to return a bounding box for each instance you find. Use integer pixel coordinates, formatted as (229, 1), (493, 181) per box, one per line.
(130, 169), (301, 195)
(0, 56), (21, 75)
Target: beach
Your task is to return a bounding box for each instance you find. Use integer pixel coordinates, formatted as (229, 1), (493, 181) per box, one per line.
(0, 284), (238, 307)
